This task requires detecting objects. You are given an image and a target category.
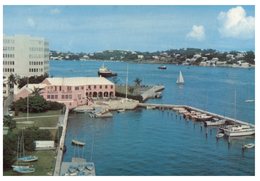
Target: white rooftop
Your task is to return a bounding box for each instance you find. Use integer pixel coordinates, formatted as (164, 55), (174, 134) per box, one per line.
(45, 77), (114, 86)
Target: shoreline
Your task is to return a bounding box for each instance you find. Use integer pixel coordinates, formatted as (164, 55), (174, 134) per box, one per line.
(50, 59), (255, 69)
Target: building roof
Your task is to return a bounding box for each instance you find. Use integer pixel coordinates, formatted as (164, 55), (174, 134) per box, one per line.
(45, 77), (114, 86)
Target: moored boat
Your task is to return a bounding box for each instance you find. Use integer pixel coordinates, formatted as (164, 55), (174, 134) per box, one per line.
(224, 124), (255, 137)
(98, 63), (117, 77)
(216, 132), (224, 138)
(242, 143), (255, 149)
(72, 139), (85, 146)
(158, 65), (167, 69)
(205, 118), (226, 126)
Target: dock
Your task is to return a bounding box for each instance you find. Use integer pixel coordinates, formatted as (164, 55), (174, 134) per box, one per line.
(53, 107), (69, 176)
(141, 85), (165, 101)
(60, 157), (96, 176)
(138, 103), (254, 127)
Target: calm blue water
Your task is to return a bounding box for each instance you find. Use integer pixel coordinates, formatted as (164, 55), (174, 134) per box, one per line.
(50, 60), (255, 176)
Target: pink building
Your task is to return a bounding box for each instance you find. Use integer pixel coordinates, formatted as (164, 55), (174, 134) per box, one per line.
(15, 77), (115, 109)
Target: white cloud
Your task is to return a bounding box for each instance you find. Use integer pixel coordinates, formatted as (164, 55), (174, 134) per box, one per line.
(27, 17), (35, 27)
(218, 6), (254, 39)
(186, 25), (205, 41)
(50, 8), (61, 15)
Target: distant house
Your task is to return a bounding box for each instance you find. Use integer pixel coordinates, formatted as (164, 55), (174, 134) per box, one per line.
(137, 55), (144, 59)
(199, 62), (207, 66)
(152, 56), (159, 60)
(241, 62), (250, 68)
(193, 54), (201, 59)
(14, 77), (115, 109)
(34, 140), (55, 150)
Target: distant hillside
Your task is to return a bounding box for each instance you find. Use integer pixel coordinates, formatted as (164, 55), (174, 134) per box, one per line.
(50, 48), (255, 67)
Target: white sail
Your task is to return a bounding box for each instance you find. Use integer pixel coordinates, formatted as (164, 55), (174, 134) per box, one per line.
(176, 71), (184, 84)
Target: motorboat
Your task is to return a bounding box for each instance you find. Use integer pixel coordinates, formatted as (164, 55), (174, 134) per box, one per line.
(224, 124), (255, 137)
(205, 118), (226, 126)
(216, 132), (224, 138)
(158, 65), (167, 70)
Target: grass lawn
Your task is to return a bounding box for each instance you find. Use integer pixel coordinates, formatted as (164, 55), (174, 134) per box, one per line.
(15, 110), (61, 118)
(3, 150), (57, 176)
(15, 110), (61, 128)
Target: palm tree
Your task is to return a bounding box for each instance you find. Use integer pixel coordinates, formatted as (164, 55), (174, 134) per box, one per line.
(8, 74), (17, 89)
(134, 78), (142, 87)
(31, 87), (44, 96)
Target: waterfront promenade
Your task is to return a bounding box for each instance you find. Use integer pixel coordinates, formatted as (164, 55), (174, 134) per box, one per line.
(54, 107), (69, 176)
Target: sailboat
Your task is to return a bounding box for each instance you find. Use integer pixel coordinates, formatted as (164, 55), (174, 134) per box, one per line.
(12, 136), (36, 173)
(17, 130), (38, 162)
(223, 90), (255, 137)
(17, 82), (38, 162)
(176, 71), (184, 84)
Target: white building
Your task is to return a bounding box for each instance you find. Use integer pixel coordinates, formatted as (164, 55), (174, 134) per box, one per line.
(34, 140), (55, 150)
(3, 35), (49, 78)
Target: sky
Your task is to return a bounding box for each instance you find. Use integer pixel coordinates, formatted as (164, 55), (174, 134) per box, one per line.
(3, 5), (255, 53)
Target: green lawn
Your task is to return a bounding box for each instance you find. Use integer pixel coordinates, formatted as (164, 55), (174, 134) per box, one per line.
(15, 110), (61, 118)
(15, 110), (61, 128)
(3, 150), (56, 176)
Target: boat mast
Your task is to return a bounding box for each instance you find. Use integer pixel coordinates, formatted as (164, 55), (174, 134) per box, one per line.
(27, 77), (29, 122)
(17, 136), (20, 164)
(125, 64), (128, 100)
(234, 89), (237, 121)
(22, 129), (25, 157)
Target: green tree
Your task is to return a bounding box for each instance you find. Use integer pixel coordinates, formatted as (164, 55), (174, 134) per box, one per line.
(22, 127), (52, 151)
(29, 95), (48, 113)
(31, 87), (44, 96)
(3, 132), (18, 169)
(3, 115), (16, 130)
(244, 51), (255, 65)
(8, 74), (17, 89)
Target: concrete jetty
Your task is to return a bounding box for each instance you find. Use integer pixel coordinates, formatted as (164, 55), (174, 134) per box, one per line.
(54, 107), (69, 176)
(138, 103), (254, 127)
(141, 85), (165, 101)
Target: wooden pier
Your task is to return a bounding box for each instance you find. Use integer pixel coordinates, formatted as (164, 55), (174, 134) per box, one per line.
(138, 103), (254, 127)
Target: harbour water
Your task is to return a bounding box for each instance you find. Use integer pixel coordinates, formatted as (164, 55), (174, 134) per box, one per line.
(50, 60), (255, 176)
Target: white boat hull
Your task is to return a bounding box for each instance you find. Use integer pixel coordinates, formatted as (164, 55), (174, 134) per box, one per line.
(205, 120), (226, 126)
(224, 129), (255, 137)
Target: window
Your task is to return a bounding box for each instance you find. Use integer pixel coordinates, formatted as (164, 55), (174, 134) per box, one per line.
(51, 95), (54, 99)
(105, 85), (108, 89)
(100, 85), (102, 89)
(62, 95), (64, 99)
(69, 95), (72, 99)
(94, 85), (96, 89)
(55, 95), (58, 99)
(47, 95), (50, 99)
(111, 85), (113, 89)
(75, 87), (79, 90)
